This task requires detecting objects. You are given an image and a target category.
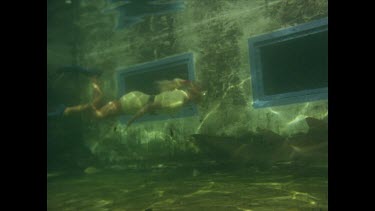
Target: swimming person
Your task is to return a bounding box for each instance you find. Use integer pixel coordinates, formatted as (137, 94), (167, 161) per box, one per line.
(49, 67), (205, 128)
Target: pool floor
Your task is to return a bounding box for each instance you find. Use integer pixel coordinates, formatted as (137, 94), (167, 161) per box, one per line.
(47, 164), (328, 211)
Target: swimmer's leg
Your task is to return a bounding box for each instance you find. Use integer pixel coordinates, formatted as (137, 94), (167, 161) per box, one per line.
(91, 100), (121, 119)
(63, 103), (91, 116)
(91, 78), (103, 108)
(63, 78), (103, 116)
(64, 100), (121, 119)
(47, 104), (67, 118)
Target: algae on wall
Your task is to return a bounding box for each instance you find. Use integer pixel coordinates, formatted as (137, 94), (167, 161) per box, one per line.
(73, 0), (328, 165)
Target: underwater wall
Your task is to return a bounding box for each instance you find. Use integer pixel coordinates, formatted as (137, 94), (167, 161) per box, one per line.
(59, 0), (328, 166)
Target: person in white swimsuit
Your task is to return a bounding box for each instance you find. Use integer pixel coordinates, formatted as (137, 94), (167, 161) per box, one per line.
(62, 77), (205, 128)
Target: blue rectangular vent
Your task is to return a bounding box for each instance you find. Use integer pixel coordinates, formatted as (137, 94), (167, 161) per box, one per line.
(116, 53), (197, 124)
(248, 18), (328, 108)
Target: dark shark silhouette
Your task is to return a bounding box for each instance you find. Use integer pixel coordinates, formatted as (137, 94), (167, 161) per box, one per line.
(191, 117), (328, 167)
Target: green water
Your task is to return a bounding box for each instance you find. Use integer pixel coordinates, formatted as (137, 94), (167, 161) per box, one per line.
(47, 0), (328, 210)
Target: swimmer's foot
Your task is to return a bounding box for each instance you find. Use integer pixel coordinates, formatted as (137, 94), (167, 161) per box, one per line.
(47, 104), (66, 118)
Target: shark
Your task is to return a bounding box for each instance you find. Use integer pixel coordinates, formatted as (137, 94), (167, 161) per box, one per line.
(190, 117), (328, 168)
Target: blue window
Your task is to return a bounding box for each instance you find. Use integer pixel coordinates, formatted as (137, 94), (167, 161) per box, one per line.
(248, 18), (328, 108)
(104, 0), (185, 30)
(116, 53), (197, 124)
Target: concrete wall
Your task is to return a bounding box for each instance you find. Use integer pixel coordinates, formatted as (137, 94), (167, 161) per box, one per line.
(72, 0), (328, 165)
